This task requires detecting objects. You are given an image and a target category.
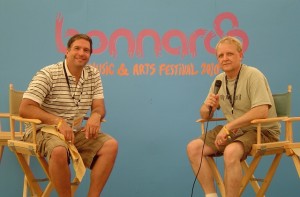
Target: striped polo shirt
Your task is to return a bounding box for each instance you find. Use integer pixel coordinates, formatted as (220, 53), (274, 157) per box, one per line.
(23, 61), (104, 134)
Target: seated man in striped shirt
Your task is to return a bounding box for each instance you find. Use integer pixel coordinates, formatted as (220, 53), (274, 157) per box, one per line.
(20, 34), (118, 197)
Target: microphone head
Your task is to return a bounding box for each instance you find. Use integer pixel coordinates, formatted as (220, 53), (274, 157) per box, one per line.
(214, 80), (222, 94)
(215, 80), (222, 88)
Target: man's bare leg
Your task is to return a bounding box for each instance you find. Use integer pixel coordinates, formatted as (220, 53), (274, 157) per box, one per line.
(87, 139), (118, 197)
(187, 139), (217, 194)
(49, 146), (72, 197)
(223, 142), (244, 197)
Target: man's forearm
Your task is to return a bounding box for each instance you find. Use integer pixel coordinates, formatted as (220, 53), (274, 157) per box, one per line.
(200, 103), (213, 119)
(20, 103), (61, 126)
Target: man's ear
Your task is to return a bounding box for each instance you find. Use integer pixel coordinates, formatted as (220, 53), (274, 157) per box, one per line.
(239, 52), (244, 58)
(65, 49), (69, 58)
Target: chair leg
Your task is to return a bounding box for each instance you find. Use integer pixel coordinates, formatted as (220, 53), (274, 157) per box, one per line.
(22, 155), (30, 197)
(14, 153), (43, 196)
(256, 153), (282, 197)
(240, 155), (262, 196)
(240, 153), (282, 197)
(291, 154), (300, 177)
(22, 176), (28, 197)
(206, 157), (226, 197)
(71, 180), (80, 197)
(0, 145), (4, 163)
(43, 183), (53, 197)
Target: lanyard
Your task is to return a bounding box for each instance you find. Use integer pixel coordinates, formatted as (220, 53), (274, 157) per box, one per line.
(63, 61), (84, 106)
(225, 64), (242, 114)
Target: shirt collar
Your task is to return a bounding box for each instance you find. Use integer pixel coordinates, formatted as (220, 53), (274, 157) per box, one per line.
(64, 60), (88, 80)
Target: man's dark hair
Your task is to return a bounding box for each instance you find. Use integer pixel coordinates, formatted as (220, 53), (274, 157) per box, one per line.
(67, 34), (93, 54)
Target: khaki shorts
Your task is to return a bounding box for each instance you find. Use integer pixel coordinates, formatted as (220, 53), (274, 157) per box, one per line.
(200, 125), (279, 160)
(24, 129), (112, 169)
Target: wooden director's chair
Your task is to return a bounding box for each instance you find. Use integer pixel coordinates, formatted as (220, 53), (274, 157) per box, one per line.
(0, 85), (27, 195)
(7, 84), (83, 197)
(196, 85), (292, 197)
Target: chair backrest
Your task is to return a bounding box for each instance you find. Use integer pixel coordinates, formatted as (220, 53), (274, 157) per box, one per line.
(9, 84), (24, 116)
(272, 85), (292, 117)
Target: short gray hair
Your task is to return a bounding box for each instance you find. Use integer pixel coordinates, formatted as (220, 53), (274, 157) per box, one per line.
(215, 36), (242, 53)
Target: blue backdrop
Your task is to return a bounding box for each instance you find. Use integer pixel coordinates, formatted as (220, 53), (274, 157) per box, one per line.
(1, 0), (300, 196)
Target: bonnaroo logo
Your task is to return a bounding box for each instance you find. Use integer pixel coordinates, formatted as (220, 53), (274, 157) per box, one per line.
(55, 12), (249, 58)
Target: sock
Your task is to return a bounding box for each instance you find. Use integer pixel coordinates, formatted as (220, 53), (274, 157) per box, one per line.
(205, 193), (218, 197)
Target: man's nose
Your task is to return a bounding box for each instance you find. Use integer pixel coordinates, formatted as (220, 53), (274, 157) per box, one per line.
(78, 49), (86, 55)
(223, 54), (229, 60)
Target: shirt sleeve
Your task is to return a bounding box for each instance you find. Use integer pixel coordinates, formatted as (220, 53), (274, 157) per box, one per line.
(248, 69), (272, 108)
(23, 68), (52, 105)
(90, 66), (104, 100)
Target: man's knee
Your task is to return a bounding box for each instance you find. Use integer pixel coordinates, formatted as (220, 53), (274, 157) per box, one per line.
(50, 146), (69, 163)
(223, 142), (244, 164)
(187, 139), (203, 157)
(101, 138), (118, 156)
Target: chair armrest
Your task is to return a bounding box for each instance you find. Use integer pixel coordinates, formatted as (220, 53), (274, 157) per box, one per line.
(10, 115), (41, 143)
(251, 117), (288, 144)
(0, 113), (10, 118)
(0, 113), (10, 132)
(196, 118), (227, 135)
(283, 117), (300, 122)
(196, 117), (227, 123)
(10, 115), (42, 124)
(282, 117), (300, 142)
(251, 117), (287, 124)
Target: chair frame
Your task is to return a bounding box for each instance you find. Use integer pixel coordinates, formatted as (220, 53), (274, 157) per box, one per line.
(0, 83), (25, 162)
(0, 113), (12, 162)
(284, 117), (300, 177)
(7, 84), (80, 196)
(0, 85), (27, 196)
